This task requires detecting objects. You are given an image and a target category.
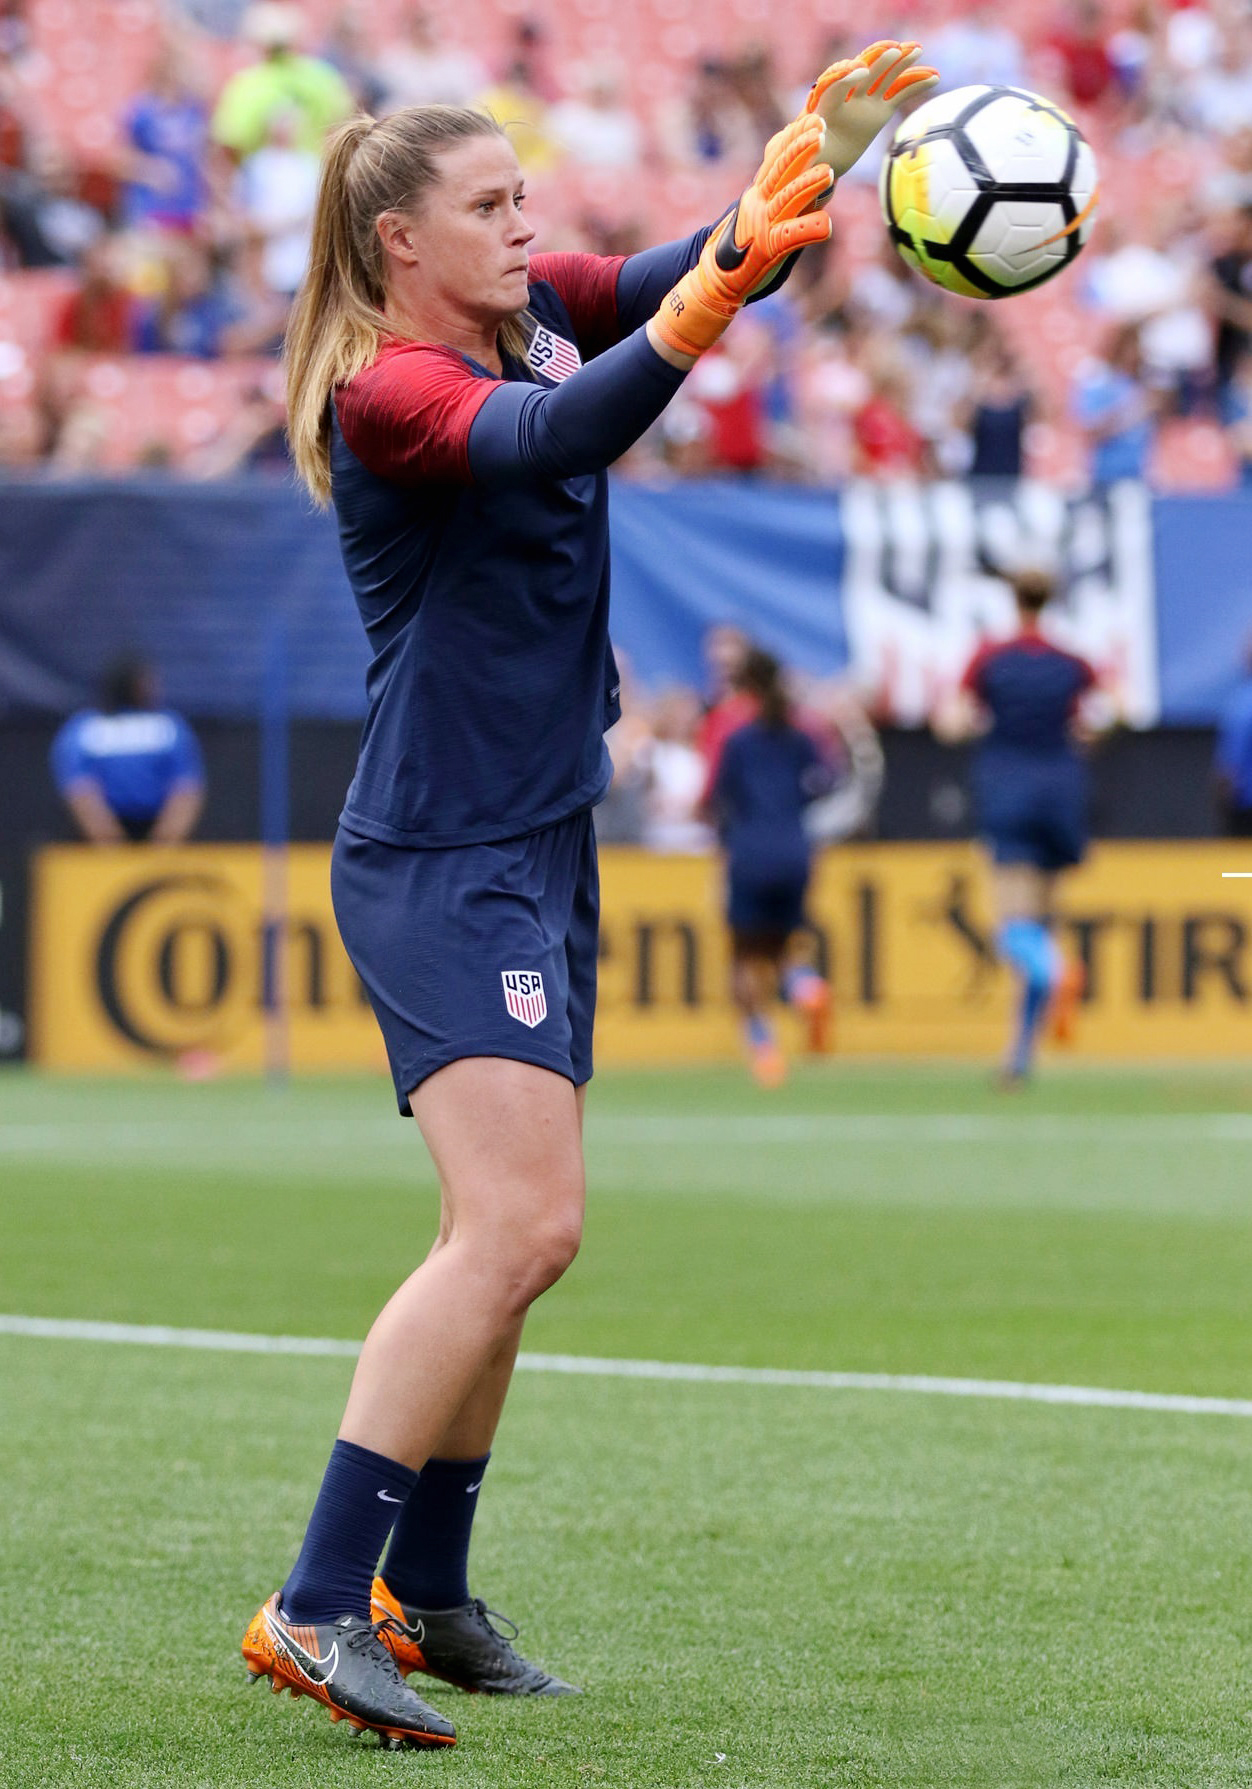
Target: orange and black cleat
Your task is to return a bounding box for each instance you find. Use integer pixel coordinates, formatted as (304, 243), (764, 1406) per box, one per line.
(242, 1592), (457, 1749)
(372, 1576), (580, 1696)
(1048, 960), (1086, 1045)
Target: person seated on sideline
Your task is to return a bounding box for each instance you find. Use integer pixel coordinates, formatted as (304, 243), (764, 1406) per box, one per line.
(51, 657), (205, 844)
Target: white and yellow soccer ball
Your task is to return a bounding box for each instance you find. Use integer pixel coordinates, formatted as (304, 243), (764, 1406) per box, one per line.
(878, 85), (1099, 299)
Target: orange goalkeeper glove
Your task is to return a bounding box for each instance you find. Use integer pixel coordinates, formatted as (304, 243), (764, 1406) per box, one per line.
(652, 115), (833, 359)
(804, 39), (939, 180)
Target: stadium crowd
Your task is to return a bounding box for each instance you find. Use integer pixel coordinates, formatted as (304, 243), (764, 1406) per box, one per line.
(0, 0), (1249, 484)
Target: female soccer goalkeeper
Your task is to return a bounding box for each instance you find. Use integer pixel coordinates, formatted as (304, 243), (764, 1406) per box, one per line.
(242, 40), (936, 1751)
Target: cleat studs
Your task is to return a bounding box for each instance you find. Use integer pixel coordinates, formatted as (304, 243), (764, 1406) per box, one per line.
(329, 1708), (343, 1723)
(349, 1719), (365, 1733)
(270, 1677), (283, 1694)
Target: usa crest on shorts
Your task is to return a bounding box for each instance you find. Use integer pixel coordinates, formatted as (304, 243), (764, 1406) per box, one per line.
(502, 970), (547, 1027)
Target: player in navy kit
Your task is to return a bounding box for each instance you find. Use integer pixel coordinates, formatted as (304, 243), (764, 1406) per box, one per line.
(241, 38), (938, 1751)
(937, 569), (1102, 1084)
(707, 650), (834, 1086)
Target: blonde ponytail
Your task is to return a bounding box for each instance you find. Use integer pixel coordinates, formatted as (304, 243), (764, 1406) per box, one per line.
(284, 107), (532, 506)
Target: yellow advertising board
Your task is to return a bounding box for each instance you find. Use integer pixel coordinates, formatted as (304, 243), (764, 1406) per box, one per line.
(30, 841), (1252, 1072)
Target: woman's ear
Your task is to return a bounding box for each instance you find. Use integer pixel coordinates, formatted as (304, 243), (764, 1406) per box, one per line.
(377, 212), (419, 267)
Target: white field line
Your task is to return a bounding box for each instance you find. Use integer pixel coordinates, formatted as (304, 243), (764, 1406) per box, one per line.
(2, 1113), (1252, 1154)
(1, 1313), (1250, 1421)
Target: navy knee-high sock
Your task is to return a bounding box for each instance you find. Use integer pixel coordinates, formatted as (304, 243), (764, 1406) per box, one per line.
(281, 1438), (419, 1625)
(380, 1453), (490, 1611)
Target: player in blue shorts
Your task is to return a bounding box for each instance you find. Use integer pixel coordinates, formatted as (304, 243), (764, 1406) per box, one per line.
(708, 649), (834, 1086)
(937, 569), (1103, 1084)
(241, 40), (939, 1749)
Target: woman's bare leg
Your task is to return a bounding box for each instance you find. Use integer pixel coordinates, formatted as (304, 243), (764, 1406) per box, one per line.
(338, 1059), (585, 1469)
(421, 1085), (588, 1460)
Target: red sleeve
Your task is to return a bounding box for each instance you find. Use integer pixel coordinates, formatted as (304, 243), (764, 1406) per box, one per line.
(335, 342), (499, 486)
(527, 252), (626, 358)
(960, 642), (996, 700)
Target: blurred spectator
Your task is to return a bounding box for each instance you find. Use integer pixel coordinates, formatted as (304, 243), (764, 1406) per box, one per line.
(926, 3), (1026, 92)
(549, 67), (643, 170)
(1083, 213), (1211, 413)
(853, 358), (928, 480)
(118, 43), (212, 236)
(794, 320), (870, 484)
(475, 24), (560, 173)
(965, 336), (1034, 479)
(234, 107), (319, 298)
(846, 238), (918, 335)
(685, 339), (768, 474)
(0, 0), (29, 63)
(664, 58), (760, 172)
(376, 10), (487, 113)
(319, 7), (387, 116)
(1214, 638), (1252, 836)
(1072, 323), (1158, 484)
(724, 45), (787, 144)
(1223, 349), (1252, 487)
(1, 142), (105, 267)
(54, 238), (134, 353)
(1209, 204), (1252, 413)
(904, 309), (978, 476)
(211, 3), (353, 163)
(640, 687), (713, 853)
(1186, 17), (1252, 139)
(188, 371), (289, 477)
(1045, 0), (1116, 109)
(51, 657), (205, 844)
(133, 239), (239, 358)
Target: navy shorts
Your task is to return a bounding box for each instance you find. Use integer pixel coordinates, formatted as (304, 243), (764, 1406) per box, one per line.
(726, 863), (809, 942)
(332, 810), (599, 1114)
(974, 754), (1088, 873)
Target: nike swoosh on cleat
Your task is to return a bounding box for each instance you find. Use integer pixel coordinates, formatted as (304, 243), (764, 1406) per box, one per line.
(377, 1489), (404, 1503)
(263, 1608), (339, 1685)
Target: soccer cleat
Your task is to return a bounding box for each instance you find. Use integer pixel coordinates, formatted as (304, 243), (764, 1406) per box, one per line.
(242, 1592), (457, 1747)
(1048, 960), (1085, 1045)
(371, 1577), (580, 1696)
(791, 973), (832, 1054)
(748, 1037), (787, 1087)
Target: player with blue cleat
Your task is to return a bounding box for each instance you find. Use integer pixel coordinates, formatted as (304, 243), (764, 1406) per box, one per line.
(936, 567), (1105, 1083)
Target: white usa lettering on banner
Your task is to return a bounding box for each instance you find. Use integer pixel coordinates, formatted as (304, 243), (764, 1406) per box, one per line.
(839, 481), (1159, 727)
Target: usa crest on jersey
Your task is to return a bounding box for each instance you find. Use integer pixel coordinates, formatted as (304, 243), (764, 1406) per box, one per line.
(522, 319), (582, 384)
(502, 970), (547, 1027)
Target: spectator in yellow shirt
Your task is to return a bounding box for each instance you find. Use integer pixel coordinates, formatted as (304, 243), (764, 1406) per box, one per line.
(212, 3), (353, 163)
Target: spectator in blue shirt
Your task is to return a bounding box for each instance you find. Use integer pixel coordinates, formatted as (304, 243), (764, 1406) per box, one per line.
(1072, 322), (1158, 486)
(119, 45), (211, 234)
(1216, 639), (1252, 836)
(51, 657), (205, 843)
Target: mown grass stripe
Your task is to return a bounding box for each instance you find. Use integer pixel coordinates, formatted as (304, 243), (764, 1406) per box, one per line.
(2, 1113), (1252, 1153)
(2, 1313), (1250, 1419)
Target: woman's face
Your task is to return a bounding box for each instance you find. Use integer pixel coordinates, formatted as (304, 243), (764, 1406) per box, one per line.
(402, 134), (534, 328)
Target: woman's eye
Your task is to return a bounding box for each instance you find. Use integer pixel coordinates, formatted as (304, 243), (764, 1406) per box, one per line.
(514, 192), (526, 209)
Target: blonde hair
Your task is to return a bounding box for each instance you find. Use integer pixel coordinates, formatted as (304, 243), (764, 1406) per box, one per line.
(285, 106), (532, 505)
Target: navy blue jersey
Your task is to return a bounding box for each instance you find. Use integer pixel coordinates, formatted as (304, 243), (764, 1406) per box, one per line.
(962, 630), (1096, 758)
(711, 720), (828, 881)
(330, 235), (711, 849)
(50, 707), (204, 824)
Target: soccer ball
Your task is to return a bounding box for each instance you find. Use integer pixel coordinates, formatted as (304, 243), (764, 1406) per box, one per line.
(878, 85), (1099, 299)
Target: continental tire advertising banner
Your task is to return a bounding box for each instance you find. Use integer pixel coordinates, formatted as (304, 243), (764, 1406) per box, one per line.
(30, 842), (1252, 1072)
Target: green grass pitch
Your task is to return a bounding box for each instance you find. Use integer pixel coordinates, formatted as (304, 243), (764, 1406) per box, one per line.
(3, 1062), (1252, 1788)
